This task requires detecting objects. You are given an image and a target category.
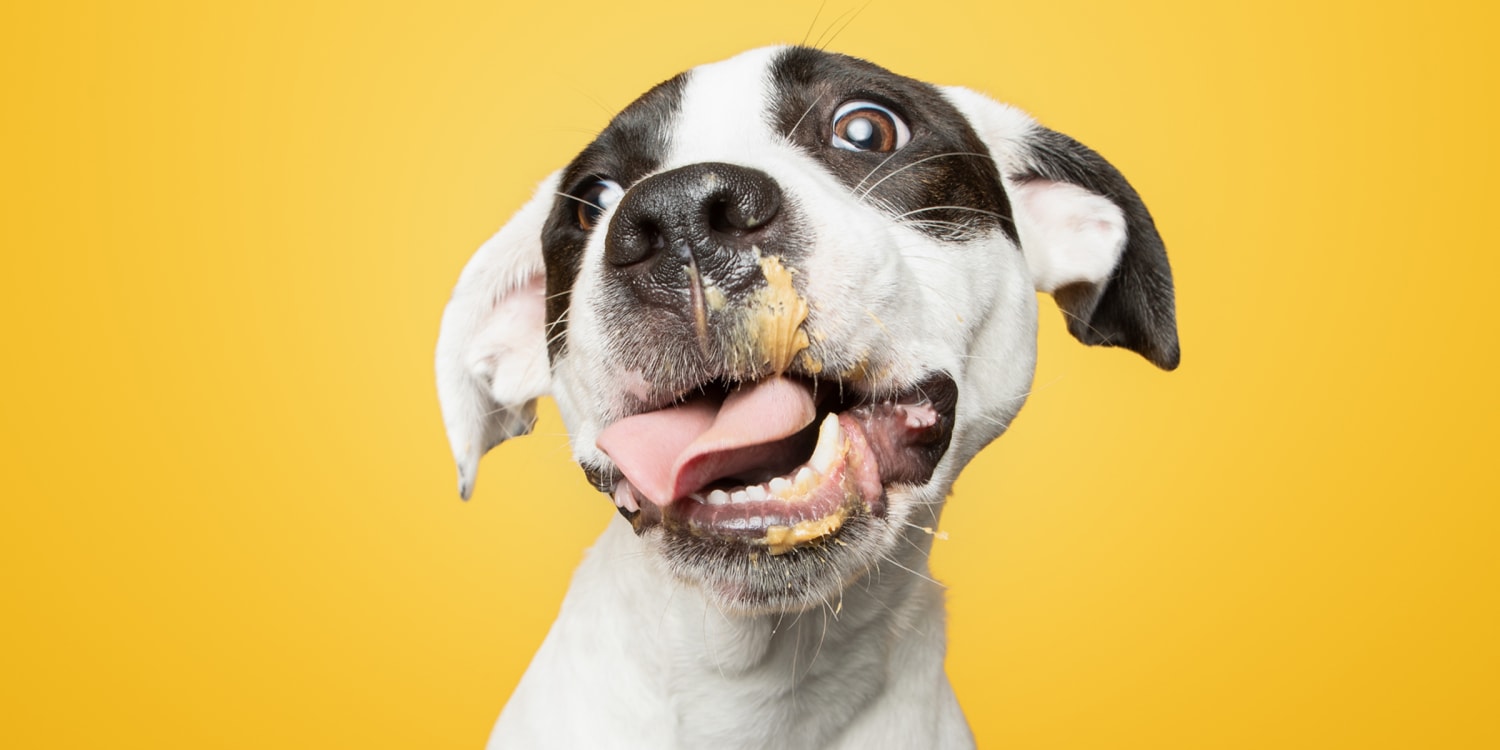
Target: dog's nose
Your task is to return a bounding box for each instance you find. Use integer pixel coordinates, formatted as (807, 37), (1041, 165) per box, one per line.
(605, 163), (783, 280)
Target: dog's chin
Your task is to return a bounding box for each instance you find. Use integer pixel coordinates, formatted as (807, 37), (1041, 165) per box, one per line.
(633, 495), (910, 615)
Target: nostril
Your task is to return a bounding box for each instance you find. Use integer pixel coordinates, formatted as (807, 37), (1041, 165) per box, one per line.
(707, 199), (734, 235)
(708, 193), (779, 238)
(609, 218), (667, 268)
(641, 220), (666, 254)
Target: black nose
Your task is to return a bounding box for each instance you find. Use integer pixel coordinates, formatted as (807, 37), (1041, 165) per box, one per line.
(605, 163), (783, 281)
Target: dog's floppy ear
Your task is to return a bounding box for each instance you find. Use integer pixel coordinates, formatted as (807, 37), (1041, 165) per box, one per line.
(943, 87), (1180, 370)
(435, 171), (559, 499)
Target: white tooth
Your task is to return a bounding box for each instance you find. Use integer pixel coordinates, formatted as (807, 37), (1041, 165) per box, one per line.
(708, 489), (730, 505)
(809, 413), (843, 472)
(731, 490), (750, 504)
(746, 484), (768, 502)
(769, 477), (792, 494)
(795, 467), (816, 487)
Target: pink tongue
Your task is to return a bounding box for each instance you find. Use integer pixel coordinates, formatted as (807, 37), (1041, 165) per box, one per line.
(596, 377), (817, 506)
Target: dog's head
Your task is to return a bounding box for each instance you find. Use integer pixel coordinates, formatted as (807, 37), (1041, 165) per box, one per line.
(437, 46), (1178, 614)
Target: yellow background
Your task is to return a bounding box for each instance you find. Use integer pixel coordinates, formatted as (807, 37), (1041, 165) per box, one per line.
(4, 1), (1496, 747)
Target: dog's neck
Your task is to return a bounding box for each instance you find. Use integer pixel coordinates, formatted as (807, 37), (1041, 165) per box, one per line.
(492, 516), (971, 749)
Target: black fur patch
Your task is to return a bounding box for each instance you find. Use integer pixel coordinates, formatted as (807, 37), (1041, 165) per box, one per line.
(767, 47), (1017, 245)
(540, 73), (687, 358)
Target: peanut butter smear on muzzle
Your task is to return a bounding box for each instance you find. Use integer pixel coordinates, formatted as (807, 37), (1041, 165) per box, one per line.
(739, 251), (810, 375)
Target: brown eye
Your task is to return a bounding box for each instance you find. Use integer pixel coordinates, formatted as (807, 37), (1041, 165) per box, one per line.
(831, 101), (911, 152)
(575, 178), (623, 230)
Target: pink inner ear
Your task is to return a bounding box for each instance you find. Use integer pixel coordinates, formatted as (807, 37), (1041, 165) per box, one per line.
(474, 272), (549, 404)
(1015, 179), (1128, 294)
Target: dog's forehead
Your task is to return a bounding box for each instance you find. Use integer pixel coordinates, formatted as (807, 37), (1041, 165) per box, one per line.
(665, 46), (782, 165)
(566, 46), (965, 182)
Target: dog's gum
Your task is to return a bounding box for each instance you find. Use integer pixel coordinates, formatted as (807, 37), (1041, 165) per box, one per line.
(763, 509), (848, 556)
(746, 252), (810, 374)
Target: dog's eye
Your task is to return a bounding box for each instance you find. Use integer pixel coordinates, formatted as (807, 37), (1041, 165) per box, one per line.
(831, 101), (910, 153)
(575, 179), (624, 231)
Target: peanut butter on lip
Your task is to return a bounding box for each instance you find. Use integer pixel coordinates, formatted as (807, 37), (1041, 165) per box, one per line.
(763, 509), (849, 556)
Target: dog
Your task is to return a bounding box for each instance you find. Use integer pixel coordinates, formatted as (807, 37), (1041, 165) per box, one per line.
(436, 45), (1178, 749)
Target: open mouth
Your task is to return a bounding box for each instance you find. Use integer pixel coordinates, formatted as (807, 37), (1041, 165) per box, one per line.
(597, 372), (957, 554)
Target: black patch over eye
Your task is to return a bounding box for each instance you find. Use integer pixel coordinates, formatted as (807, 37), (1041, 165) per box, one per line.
(831, 101), (911, 152)
(575, 178), (624, 230)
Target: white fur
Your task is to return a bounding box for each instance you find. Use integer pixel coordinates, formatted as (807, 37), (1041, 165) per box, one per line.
(491, 519), (971, 749)
(438, 47), (1150, 749)
(435, 171), (558, 499)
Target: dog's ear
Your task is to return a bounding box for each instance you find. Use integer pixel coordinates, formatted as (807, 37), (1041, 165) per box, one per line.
(943, 87), (1180, 370)
(436, 171), (559, 499)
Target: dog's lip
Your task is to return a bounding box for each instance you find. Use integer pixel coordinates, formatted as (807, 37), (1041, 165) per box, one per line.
(599, 372), (958, 550)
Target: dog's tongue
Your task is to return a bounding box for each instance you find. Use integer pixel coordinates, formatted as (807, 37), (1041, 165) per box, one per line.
(597, 377), (817, 506)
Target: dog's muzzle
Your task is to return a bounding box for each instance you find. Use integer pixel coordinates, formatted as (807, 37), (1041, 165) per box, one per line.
(582, 164), (962, 556)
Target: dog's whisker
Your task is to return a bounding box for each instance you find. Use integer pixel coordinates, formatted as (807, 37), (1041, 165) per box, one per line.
(799, 0), (828, 47)
(701, 599), (730, 680)
(783, 94), (827, 141)
(893, 204), (1012, 224)
(876, 552), (945, 589)
(554, 191), (603, 212)
(812, 4), (859, 50)
(1056, 305), (1117, 346)
(817, 0), (873, 51)
(900, 520), (951, 542)
(568, 86), (620, 119)
(893, 530), (936, 561)
(858, 151), (993, 201)
(853, 149), (906, 194)
(808, 600), (831, 675)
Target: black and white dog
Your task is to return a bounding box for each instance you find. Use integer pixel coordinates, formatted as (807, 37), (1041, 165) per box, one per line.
(437, 46), (1177, 749)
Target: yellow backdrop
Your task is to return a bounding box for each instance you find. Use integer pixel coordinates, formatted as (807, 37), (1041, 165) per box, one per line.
(4, 1), (1496, 747)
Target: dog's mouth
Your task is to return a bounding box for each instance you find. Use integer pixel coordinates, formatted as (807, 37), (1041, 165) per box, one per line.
(597, 373), (956, 554)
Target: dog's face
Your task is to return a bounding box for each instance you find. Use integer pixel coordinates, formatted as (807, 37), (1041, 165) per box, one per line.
(437, 47), (1178, 614)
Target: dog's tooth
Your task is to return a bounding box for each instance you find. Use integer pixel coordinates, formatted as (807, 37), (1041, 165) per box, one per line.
(708, 489), (730, 506)
(746, 484), (768, 502)
(795, 467), (816, 488)
(769, 477), (792, 494)
(613, 484), (639, 513)
(809, 413), (843, 473)
(900, 403), (938, 430)
(731, 490), (750, 505)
